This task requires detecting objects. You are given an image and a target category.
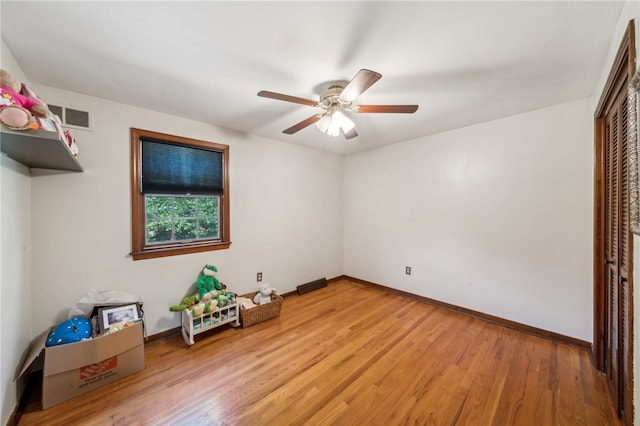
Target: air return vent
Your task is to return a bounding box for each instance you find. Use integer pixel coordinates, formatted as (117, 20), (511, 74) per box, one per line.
(48, 104), (92, 130)
(296, 278), (328, 295)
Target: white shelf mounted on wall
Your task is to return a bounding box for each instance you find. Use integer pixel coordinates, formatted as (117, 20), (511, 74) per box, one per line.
(0, 125), (83, 172)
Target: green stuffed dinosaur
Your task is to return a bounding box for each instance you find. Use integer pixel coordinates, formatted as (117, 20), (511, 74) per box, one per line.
(196, 264), (222, 298)
(169, 265), (222, 312)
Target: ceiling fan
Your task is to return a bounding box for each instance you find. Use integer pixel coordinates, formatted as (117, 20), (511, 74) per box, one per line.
(257, 69), (418, 140)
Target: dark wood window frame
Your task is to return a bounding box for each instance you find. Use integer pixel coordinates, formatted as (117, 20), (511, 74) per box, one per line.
(130, 128), (231, 260)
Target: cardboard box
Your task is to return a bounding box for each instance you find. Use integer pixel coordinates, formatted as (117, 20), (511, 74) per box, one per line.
(18, 320), (144, 409)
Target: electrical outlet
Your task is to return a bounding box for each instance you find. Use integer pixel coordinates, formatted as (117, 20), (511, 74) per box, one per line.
(257, 272), (263, 282)
(405, 266), (411, 275)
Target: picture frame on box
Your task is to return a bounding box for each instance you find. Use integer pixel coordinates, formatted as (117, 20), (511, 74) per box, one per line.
(98, 303), (141, 333)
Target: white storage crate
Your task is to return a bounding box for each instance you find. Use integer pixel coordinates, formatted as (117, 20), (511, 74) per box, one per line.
(181, 302), (239, 345)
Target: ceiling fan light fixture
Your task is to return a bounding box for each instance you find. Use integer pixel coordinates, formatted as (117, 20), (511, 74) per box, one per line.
(315, 113), (331, 133)
(326, 124), (341, 137)
(258, 69), (418, 139)
(334, 110), (355, 132)
(316, 110), (355, 138)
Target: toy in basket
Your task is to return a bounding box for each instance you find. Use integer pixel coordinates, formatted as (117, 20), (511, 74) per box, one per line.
(238, 284), (283, 328)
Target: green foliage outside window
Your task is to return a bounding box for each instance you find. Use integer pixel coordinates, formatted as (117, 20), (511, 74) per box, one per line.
(145, 195), (219, 244)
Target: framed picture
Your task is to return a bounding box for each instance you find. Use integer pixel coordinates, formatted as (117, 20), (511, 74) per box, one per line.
(98, 303), (141, 333)
(629, 69), (640, 235)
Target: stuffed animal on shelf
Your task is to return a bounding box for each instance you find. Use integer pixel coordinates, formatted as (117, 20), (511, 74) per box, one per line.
(253, 283), (277, 305)
(0, 68), (51, 130)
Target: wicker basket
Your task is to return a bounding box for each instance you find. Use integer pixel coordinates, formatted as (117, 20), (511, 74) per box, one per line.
(239, 293), (283, 328)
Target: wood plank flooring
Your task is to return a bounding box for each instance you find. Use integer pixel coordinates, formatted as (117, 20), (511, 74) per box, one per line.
(17, 279), (620, 425)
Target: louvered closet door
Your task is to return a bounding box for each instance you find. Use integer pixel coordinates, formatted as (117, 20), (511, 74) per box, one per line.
(618, 89), (632, 421)
(604, 83), (631, 416)
(604, 105), (619, 400)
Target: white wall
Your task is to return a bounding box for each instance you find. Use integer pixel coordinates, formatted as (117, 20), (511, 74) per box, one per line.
(25, 84), (343, 337)
(0, 157), (31, 426)
(344, 97), (593, 340)
(1, 41), (33, 426)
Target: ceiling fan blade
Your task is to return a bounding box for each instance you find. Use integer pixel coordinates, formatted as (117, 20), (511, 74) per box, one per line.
(257, 90), (318, 107)
(338, 69), (382, 103)
(343, 127), (358, 140)
(356, 105), (419, 113)
(283, 115), (321, 134)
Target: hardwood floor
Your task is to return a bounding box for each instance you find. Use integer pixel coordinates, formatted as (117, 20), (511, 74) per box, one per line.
(17, 279), (619, 425)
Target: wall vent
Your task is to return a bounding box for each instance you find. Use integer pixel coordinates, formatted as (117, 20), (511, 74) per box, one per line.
(296, 278), (328, 295)
(48, 104), (92, 130)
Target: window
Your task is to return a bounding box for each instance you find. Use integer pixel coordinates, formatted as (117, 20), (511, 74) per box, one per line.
(130, 128), (230, 260)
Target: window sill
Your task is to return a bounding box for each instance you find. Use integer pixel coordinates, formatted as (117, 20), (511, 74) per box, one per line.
(131, 241), (232, 260)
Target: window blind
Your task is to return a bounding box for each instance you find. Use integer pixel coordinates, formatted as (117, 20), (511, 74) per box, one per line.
(141, 138), (223, 195)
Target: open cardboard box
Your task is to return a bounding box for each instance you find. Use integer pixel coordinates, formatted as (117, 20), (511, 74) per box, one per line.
(18, 320), (144, 409)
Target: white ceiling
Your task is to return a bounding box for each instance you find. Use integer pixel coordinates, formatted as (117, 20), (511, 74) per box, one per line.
(0, 1), (624, 155)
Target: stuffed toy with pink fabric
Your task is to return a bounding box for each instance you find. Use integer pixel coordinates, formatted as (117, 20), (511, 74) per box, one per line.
(0, 68), (51, 130)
